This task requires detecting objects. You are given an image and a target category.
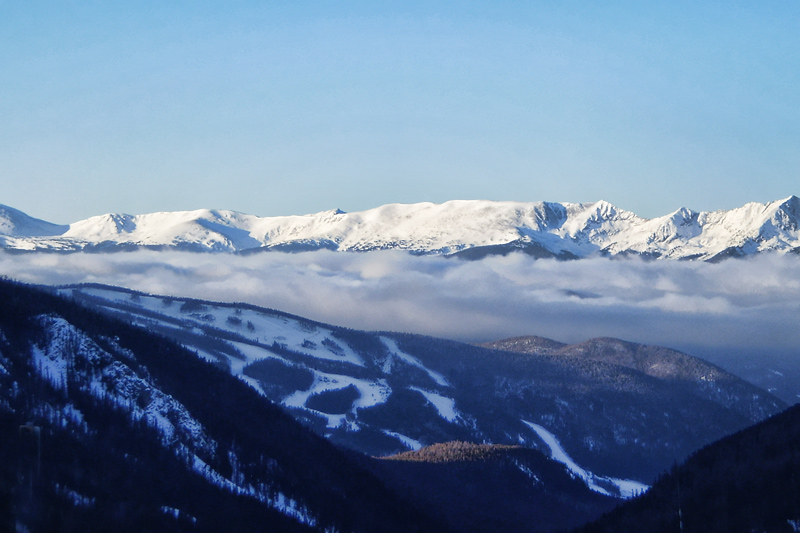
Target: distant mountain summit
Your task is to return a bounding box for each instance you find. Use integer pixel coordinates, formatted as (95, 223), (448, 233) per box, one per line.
(0, 204), (68, 239)
(2, 197), (799, 259)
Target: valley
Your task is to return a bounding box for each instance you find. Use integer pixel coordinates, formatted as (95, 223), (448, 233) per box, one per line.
(56, 284), (785, 486)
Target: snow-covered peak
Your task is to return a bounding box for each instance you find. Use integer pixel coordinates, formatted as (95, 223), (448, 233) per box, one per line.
(558, 200), (639, 238)
(770, 195), (800, 230)
(63, 208), (267, 251)
(65, 213), (137, 240)
(2, 197), (799, 259)
(0, 204), (68, 237)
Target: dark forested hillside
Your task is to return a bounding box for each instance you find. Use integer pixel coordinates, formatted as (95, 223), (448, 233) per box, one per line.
(0, 278), (442, 532)
(481, 335), (786, 429)
(575, 402), (800, 533)
(372, 441), (617, 533)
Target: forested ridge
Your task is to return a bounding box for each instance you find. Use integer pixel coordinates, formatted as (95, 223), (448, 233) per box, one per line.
(576, 402), (800, 532)
(0, 278), (441, 532)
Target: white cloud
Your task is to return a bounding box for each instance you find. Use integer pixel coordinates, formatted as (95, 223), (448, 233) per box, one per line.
(2, 250), (799, 354)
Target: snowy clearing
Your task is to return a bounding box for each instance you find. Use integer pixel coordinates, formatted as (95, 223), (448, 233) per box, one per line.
(522, 420), (648, 499)
(381, 430), (424, 451)
(282, 371), (391, 429)
(409, 387), (460, 423)
(380, 336), (450, 386)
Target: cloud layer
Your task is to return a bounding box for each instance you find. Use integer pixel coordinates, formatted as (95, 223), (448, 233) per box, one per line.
(2, 250), (799, 355)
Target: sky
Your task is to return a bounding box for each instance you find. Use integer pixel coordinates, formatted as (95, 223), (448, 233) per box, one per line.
(2, 2), (799, 224)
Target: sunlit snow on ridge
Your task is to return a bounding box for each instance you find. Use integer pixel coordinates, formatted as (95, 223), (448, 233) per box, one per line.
(3, 197), (799, 259)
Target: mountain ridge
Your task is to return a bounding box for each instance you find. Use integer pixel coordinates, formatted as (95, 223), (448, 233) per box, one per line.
(1, 196), (799, 259)
(479, 335), (778, 424)
(53, 282), (786, 487)
(0, 277), (446, 532)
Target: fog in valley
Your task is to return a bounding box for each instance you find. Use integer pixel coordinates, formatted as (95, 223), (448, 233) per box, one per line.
(3, 250), (798, 357)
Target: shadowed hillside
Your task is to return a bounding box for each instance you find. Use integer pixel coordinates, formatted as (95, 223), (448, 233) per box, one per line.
(575, 402), (800, 532)
(373, 441), (617, 533)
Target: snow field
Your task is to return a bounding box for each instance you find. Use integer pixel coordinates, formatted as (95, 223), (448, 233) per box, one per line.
(13, 196), (800, 258)
(55, 484), (96, 508)
(380, 336), (450, 386)
(31, 345), (68, 390)
(32, 315), (216, 454)
(409, 387), (461, 423)
(78, 288), (365, 367)
(522, 420), (648, 499)
(228, 341), (288, 372)
(66, 288), (395, 434)
(381, 430), (424, 451)
(191, 450), (319, 527)
(282, 371), (391, 429)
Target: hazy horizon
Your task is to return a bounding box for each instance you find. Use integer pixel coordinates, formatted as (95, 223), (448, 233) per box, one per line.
(3, 250), (798, 359)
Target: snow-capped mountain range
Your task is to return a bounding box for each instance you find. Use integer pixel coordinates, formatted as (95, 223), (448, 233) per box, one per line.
(2, 196), (799, 260)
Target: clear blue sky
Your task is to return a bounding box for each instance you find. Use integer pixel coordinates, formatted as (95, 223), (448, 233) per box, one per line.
(2, 1), (798, 223)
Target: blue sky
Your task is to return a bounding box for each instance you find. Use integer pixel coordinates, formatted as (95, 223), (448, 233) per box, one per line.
(2, 1), (798, 223)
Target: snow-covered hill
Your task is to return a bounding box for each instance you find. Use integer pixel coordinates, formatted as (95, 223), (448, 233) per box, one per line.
(0, 204), (68, 239)
(58, 283), (786, 488)
(0, 278), (622, 532)
(0, 279), (446, 532)
(2, 196), (799, 259)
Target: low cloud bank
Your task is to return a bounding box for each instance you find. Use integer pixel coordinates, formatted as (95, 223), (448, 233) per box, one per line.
(2, 250), (799, 354)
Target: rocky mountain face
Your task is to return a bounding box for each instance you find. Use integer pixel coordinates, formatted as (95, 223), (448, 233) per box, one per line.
(2, 196), (799, 259)
(57, 284), (786, 488)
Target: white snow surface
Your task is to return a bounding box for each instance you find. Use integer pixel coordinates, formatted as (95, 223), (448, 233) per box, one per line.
(71, 286), (365, 367)
(522, 420), (648, 499)
(0, 204), (68, 238)
(55, 484), (96, 508)
(21, 305), (321, 530)
(191, 450), (320, 528)
(193, 346), (270, 397)
(4, 196), (800, 259)
(57, 286), (401, 433)
(31, 345), (69, 390)
(160, 506), (197, 524)
(381, 430), (424, 451)
(282, 371), (391, 428)
(380, 337), (449, 386)
(191, 448), (319, 527)
(269, 492), (319, 528)
(409, 387), (461, 423)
